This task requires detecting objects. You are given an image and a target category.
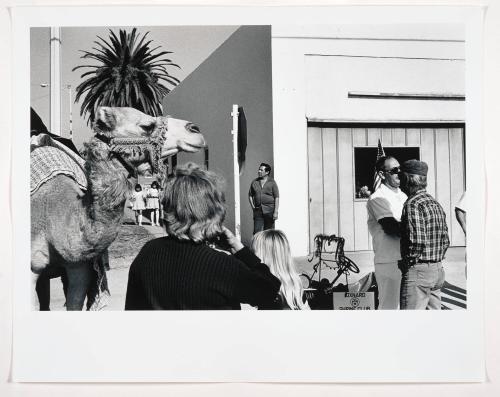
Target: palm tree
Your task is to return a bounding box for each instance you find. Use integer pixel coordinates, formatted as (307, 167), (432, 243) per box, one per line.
(73, 28), (180, 123)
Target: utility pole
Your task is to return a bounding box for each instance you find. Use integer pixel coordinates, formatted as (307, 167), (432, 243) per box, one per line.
(50, 27), (61, 136)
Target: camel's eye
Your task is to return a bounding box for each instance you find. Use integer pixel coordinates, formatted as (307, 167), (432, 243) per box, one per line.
(140, 122), (156, 134)
(95, 118), (110, 132)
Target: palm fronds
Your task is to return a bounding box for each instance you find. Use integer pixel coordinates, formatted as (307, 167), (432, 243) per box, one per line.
(72, 28), (180, 124)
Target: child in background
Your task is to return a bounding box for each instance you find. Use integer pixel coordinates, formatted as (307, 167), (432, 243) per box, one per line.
(146, 181), (161, 226)
(130, 184), (146, 226)
(251, 230), (310, 310)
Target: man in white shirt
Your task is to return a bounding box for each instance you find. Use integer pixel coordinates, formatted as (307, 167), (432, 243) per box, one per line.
(367, 156), (407, 309)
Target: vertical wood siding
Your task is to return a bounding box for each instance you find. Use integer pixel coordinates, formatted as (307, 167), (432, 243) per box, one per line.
(337, 129), (355, 250)
(449, 128), (466, 246)
(307, 127), (324, 251)
(307, 126), (465, 253)
(435, 129), (452, 250)
(322, 128), (339, 237)
(420, 129), (436, 198)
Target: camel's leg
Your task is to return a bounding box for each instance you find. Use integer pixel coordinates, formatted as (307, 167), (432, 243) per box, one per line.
(85, 267), (100, 310)
(35, 272), (51, 311)
(31, 235), (49, 310)
(65, 264), (92, 311)
(35, 266), (66, 311)
(31, 272), (40, 310)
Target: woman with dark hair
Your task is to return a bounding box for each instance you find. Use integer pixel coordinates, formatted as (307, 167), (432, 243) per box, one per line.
(125, 163), (281, 310)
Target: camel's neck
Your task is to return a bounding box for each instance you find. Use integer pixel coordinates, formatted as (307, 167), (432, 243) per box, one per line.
(81, 138), (132, 248)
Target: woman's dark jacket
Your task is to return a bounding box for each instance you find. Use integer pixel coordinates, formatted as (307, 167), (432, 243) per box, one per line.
(125, 236), (281, 310)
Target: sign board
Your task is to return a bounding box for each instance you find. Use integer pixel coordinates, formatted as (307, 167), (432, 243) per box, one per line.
(333, 292), (375, 310)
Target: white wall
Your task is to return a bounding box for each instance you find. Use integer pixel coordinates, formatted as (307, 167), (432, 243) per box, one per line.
(272, 25), (465, 256)
(306, 56), (465, 122)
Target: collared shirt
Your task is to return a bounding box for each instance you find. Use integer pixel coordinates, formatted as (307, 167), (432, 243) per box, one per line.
(249, 177), (279, 215)
(400, 189), (450, 264)
(367, 183), (407, 263)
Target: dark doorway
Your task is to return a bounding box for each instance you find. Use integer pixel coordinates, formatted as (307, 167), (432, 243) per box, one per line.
(354, 147), (420, 198)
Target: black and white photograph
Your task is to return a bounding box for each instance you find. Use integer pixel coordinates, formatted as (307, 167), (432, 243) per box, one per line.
(8, 4), (487, 385)
(29, 23), (466, 312)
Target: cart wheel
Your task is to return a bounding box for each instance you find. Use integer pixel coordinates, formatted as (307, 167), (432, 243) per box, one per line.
(342, 256), (360, 274)
(300, 273), (313, 288)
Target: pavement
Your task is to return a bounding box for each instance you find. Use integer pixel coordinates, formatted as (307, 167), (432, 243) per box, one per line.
(43, 209), (467, 311)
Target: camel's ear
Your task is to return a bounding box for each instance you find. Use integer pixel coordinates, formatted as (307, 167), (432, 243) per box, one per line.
(94, 107), (117, 132)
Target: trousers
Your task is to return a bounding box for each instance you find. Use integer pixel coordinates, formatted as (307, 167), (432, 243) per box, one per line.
(400, 262), (445, 310)
(374, 261), (401, 310)
(253, 207), (275, 234)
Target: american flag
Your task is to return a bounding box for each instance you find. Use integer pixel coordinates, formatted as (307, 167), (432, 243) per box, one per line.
(372, 139), (386, 192)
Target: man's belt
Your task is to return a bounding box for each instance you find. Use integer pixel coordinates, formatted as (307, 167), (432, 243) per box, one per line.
(416, 259), (441, 264)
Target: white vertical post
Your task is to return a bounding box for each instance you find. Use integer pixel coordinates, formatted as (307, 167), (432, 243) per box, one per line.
(50, 27), (61, 136)
(231, 104), (241, 239)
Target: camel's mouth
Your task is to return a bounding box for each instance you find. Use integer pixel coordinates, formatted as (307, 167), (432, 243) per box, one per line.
(160, 142), (205, 159)
(182, 142), (206, 152)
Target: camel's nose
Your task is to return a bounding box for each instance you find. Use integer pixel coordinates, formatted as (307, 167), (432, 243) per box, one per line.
(187, 123), (201, 134)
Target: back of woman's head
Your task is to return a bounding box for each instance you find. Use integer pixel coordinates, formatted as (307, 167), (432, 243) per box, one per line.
(162, 163), (226, 242)
(251, 230), (309, 310)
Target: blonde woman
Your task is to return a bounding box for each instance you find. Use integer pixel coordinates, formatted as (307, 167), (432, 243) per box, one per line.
(252, 230), (310, 310)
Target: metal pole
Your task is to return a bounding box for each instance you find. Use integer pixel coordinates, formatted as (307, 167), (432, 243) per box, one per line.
(231, 104), (241, 239)
(49, 27), (61, 136)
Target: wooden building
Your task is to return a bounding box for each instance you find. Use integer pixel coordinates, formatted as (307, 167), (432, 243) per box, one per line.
(272, 25), (466, 255)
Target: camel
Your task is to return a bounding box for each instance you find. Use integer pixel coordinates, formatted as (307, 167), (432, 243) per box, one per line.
(31, 107), (206, 310)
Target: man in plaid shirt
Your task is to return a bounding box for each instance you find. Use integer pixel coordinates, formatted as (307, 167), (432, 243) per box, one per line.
(398, 160), (450, 310)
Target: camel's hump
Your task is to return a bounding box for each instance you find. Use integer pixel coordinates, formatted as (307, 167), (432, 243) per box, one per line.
(31, 143), (87, 195)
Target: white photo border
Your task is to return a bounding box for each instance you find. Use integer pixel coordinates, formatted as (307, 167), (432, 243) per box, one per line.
(12, 5), (485, 382)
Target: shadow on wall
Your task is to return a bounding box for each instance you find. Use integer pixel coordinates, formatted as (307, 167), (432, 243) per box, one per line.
(163, 26), (274, 246)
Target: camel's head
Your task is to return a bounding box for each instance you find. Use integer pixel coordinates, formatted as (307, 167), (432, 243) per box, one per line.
(93, 107), (206, 175)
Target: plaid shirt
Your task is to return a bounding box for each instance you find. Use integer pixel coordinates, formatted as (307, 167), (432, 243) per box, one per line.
(400, 190), (450, 264)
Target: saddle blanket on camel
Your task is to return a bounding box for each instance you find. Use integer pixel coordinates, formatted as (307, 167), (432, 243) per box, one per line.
(30, 133), (110, 310)
(30, 133), (88, 195)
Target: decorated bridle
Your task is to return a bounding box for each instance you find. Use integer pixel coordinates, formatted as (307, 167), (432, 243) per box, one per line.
(94, 118), (168, 178)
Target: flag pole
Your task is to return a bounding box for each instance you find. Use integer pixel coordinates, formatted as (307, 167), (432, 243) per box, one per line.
(372, 139), (386, 192)
(231, 105), (241, 239)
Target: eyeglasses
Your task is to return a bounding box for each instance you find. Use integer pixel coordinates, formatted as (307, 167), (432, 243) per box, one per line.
(385, 167), (400, 175)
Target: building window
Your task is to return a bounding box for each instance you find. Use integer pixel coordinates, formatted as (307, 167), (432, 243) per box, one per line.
(354, 147), (420, 199)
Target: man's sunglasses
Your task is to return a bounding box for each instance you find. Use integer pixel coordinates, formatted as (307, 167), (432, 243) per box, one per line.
(385, 167), (400, 175)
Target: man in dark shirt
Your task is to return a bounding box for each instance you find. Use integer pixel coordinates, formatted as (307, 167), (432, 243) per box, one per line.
(398, 160), (450, 310)
(248, 163), (280, 234)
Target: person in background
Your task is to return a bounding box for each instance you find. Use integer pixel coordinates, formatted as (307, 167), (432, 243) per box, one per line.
(455, 191), (466, 236)
(125, 163), (281, 310)
(130, 183), (146, 226)
(366, 156), (407, 310)
(252, 229), (310, 310)
(248, 163), (279, 234)
(398, 160), (450, 310)
(146, 181), (161, 226)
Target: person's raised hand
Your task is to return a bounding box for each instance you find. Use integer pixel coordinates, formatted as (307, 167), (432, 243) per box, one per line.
(221, 226), (244, 253)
